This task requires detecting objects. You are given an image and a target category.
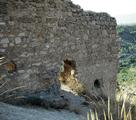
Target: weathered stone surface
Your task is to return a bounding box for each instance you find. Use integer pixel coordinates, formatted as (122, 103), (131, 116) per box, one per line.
(0, 102), (84, 120)
(0, 0), (119, 102)
(0, 38), (9, 44)
(15, 37), (22, 44)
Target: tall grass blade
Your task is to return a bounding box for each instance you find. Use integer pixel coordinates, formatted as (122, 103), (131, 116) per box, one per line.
(108, 97), (111, 120)
(118, 103), (120, 120)
(121, 96), (126, 119)
(103, 110), (107, 120)
(127, 110), (132, 120)
(0, 86), (26, 96)
(95, 109), (99, 120)
(91, 112), (95, 120)
(124, 106), (127, 120)
(87, 112), (91, 120)
(110, 113), (113, 120)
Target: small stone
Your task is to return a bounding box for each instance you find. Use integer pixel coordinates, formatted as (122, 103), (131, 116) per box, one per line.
(20, 52), (28, 57)
(23, 44), (27, 48)
(27, 69), (33, 74)
(18, 33), (25, 37)
(31, 42), (39, 47)
(68, 12), (72, 16)
(9, 43), (14, 47)
(0, 34), (3, 38)
(83, 34), (88, 40)
(0, 22), (6, 26)
(92, 21), (96, 25)
(22, 73), (30, 79)
(15, 37), (21, 44)
(71, 45), (75, 50)
(0, 38), (9, 44)
(0, 49), (5, 52)
(18, 70), (25, 73)
(3, 44), (8, 48)
(102, 30), (108, 36)
(8, 21), (15, 25)
(32, 63), (41, 66)
(46, 44), (50, 48)
(40, 51), (47, 55)
(92, 44), (98, 49)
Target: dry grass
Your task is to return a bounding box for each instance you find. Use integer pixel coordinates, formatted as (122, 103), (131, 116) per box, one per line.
(59, 68), (86, 95)
(66, 77), (86, 95)
(87, 96), (136, 120)
(0, 80), (26, 101)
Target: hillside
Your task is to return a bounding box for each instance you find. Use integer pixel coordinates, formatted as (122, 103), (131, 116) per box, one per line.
(117, 25), (136, 70)
(117, 25), (136, 95)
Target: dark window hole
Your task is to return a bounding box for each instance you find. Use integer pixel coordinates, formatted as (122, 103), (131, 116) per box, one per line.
(94, 79), (101, 88)
(63, 59), (76, 69)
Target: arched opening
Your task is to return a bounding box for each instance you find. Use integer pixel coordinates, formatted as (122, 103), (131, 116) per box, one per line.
(59, 59), (85, 95)
(59, 59), (76, 84)
(94, 79), (101, 88)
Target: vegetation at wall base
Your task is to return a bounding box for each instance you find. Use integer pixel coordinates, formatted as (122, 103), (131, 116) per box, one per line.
(87, 96), (136, 120)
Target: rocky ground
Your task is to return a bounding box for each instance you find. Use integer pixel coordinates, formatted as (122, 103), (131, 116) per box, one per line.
(0, 102), (86, 120)
(0, 85), (90, 120)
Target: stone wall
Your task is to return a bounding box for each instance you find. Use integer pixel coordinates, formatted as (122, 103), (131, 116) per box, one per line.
(0, 0), (119, 100)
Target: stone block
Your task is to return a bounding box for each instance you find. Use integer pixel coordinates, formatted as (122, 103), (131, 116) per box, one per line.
(15, 37), (21, 44)
(0, 49), (5, 52)
(18, 33), (25, 37)
(3, 43), (8, 47)
(9, 43), (14, 47)
(0, 38), (9, 44)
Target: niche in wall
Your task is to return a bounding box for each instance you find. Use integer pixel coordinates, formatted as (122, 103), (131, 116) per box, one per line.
(94, 79), (101, 88)
(59, 59), (76, 84)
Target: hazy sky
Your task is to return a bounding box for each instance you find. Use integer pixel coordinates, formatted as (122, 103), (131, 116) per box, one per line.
(71, 0), (136, 24)
(71, 0), (136, 17)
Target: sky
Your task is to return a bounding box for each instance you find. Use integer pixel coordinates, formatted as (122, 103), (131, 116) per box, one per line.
(71, 0), (136, 24)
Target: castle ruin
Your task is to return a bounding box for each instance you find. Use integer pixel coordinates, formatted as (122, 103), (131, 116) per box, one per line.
(0, 0), (119, 103)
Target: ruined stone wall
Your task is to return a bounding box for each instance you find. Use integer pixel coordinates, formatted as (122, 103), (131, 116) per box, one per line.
(0, 0), (119, 99)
